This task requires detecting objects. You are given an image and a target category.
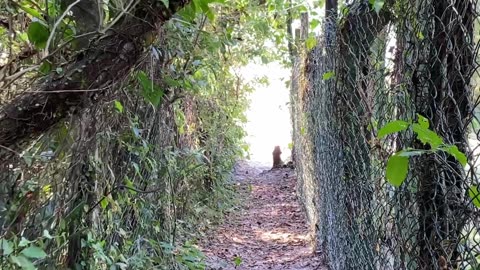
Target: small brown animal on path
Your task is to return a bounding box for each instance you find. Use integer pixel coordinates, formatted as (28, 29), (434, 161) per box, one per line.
(272, 146), (284, 168)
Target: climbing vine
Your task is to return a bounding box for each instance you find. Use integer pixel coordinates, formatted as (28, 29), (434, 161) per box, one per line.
(378, 114), (467, 187)
(0, 0), (314, 269)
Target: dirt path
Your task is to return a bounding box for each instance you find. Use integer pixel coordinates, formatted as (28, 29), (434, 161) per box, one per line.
(199, 161), (326, 270)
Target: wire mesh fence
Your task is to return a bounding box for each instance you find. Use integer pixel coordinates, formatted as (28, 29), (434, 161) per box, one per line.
(292, 0), (480, 269)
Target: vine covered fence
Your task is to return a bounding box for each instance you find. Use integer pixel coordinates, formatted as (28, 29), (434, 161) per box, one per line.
(291, 1), (480, 269)
(0, 1), (256, 268)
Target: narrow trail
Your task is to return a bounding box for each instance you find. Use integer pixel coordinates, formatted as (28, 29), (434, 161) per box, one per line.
(200, 161), (327, 270)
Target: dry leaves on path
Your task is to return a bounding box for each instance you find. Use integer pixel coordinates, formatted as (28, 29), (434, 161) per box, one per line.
(199, 161), (327, 270)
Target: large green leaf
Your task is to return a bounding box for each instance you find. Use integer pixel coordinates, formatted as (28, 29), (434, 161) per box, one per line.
(386, 154), (409, 187)
(377, 120), (409, 138)
(19, 4), (44, 20)
(412, 123), (444, 149)
(439, 145), (467, 167)
(417, 114), (429, 129)
(27, 21), (49, 49)
(137, 71), (164, 107)
(10, 255), (35, 270)
(1, 239), (13, 255)
(21, 245), (47, 259)
(468, 186), (480, 208)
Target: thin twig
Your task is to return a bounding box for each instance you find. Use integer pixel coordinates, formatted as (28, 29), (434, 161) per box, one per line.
(0, 65), (40, 89)
(45, 0), (82, 55)
(24, 87), (109, 93)
(0, 145), (21, 156)
(99, 0), (140, 35)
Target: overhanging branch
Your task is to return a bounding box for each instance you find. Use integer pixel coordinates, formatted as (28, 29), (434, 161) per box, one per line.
(0, 0), (189, 148)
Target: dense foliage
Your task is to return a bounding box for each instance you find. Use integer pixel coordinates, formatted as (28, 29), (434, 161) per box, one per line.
(0, 0), (319, 269)
(6, 0), (480, 269)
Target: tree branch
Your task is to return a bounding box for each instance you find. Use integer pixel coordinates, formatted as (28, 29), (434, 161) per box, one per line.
(0, 0), (189, 148)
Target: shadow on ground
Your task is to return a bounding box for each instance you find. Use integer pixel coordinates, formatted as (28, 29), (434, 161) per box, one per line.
(199, 161), (327, 270)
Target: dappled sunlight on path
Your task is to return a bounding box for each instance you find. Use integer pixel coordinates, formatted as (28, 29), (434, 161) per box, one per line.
(199, 161), (327, 270)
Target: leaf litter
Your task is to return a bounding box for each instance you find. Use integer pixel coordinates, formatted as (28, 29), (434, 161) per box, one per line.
(199, 161), (328, 270)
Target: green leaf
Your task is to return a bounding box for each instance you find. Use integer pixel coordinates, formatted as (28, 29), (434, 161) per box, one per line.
(377, 120), (409, 138)
(322, 71), (335, 81)
(193, 0), (215, 21)
(132, 127), (141, 138)
(233, 256), (242, 266)
(468, 186), (480, 208)
(43, 230), (53, 239)
(19, 5), (44, 20)
(100, 197), (109, 209)
(1, 239), (13, 255)
(178, 4), (196, 21)
(397, 149), (426, 157)
(137, 71), (164, 107)
(160, 0), (169, 7)
(300, 126), (306, 135)
(39, 61), (52, 75)
(440, 145), (467, 167)
(21, 245), (47, 259)
(27, 21), (49, 49)
(386, 154), (409, 187)
(10, 255), (35, 270)
(132, 162), (141, 175)
(310, 19), (321, 30)
(19, 237), (31, 247)
(305, 36), (317, 50)
(114, 100), (124, 113)
(369, 0), (385, 14)
(18, 32), (29, 42)
(412, 124), (444, 149)
(124, 177), (137, 195)
(417, 114), (429, 129)
(341, 6), (350, 16)
(417, 31), (425, 40)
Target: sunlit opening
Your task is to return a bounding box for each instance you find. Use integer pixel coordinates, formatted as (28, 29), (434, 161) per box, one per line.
(239, 61), (292, 166)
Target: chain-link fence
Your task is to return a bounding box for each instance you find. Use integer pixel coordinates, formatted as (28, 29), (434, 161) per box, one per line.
(292, 1), (480, 269)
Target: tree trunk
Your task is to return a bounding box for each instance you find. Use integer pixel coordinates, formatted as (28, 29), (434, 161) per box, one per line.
(0, 0), (189, 148)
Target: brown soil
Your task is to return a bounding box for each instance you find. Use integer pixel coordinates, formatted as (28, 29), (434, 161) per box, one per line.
(199, 161), (327, 270)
